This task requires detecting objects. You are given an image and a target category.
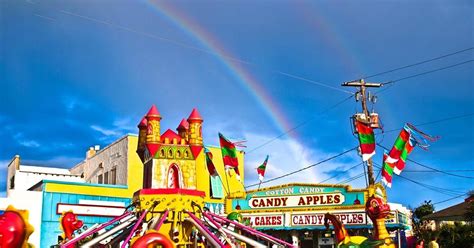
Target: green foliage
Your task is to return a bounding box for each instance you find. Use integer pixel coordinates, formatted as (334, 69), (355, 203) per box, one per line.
(464, 197), (474, 223)
(413, 200), (434, 221)
(437, 222), (474, 248)
(411, 201), (435, 243)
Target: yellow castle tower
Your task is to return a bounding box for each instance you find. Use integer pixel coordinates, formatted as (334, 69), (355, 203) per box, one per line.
(187, 108), (203, 146)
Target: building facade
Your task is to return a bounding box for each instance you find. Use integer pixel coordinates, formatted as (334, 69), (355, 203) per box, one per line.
(228, 183), (412, 247)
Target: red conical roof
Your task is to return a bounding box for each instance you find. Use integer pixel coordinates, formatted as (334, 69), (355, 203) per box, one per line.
(146, 104), (161, 117)
(187, 108), (202, 121)
(137, 116), (147, 128)
(161, 129), (181, 143)
(177, 119), (189, 130)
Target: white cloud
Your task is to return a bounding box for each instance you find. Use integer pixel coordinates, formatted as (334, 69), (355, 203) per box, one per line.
(112, 117), (136, 133)
(201, 121), (368, 190)
(242, 132), (365, 189)
(13, 133), (41, 148)
(61, 95), (91, 113)
(90, 125), (121, 136)
(18, 140), (40, 148)
(21, 156), (83, 168)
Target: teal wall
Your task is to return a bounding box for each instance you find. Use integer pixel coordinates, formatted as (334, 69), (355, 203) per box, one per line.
(41, 191), (131, 248)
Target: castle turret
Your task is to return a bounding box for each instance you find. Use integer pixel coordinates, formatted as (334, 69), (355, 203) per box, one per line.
(145, 105), (162, 157)
(187, 108), (203, 158)
(176, 119), (189, 145)
(136, 116), (147, 161)
(187, 108), (203, 146)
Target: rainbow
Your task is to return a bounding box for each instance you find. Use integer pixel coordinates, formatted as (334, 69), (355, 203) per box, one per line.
(144, 0), (295, 137)
(293, 1), (365, 77)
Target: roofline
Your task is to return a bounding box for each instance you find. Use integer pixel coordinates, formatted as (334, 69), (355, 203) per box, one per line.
(30, 179), (129, 191)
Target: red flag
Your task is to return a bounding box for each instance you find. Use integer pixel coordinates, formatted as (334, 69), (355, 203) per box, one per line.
(204, 147), (218, 177)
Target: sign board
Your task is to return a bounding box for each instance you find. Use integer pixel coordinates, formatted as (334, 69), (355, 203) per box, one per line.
(57, 203), (125, 217)
(249, 193), (345, 209)
(235, 184), (366, 211)
(242, 214), (285, 228)
(291, 212), (366, 226)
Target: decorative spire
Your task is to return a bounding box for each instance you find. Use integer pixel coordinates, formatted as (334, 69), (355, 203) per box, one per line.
(146, 104), (161, 118)
(137, 116), (147, 128)
(187, 108), (203, 155)
(177, 118), (189, 131)
(187, 108), (202, 122)
(145, 105), (162, 157)
(136, 116), (148, 161)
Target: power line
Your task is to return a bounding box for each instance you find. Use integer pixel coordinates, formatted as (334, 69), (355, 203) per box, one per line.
(372, 163), (466, 196)
(26, 2), (349, 95)
(247, 94), (354, 153)
(245, 146), (357, 188)
(381, 113), (474, 134)
(400, 169), (474, 173)
(407, 157), (474, 179)
(360, 47), (474, 79)
(433, 193), (469, 205)
(376, 143), (474, 179)
(384, 60), (474, 85)
(377, 60), (474, 94)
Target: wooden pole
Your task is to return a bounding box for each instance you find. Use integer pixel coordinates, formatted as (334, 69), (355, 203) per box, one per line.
(342, 79), (382, 186)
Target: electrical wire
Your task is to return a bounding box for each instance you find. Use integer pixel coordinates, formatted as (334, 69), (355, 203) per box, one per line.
(372, 163), (466, 197)
(245, 146), (357, 188)
(376, 144), (474, 179)
(400, 169), (474, 173)
(432, 193), (469, 206)
(247, 94), (354, 153)
(380, 113), (474, 134)
(377, 60), (474, 94)
(406, 157), (474, 179)
(360, 47), (474, 79)
(26, 1), (350, 95)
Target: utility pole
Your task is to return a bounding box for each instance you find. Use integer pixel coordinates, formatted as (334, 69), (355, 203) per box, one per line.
(342, 79), (382, 186)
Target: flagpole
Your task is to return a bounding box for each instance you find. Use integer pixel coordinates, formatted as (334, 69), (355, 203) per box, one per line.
(257, 181), (262, 190)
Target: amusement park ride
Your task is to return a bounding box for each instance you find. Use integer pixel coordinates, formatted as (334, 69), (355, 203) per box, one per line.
(0, 80), (407, 247)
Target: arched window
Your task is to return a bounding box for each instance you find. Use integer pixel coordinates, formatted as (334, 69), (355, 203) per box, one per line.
(167, 164), (182, 189)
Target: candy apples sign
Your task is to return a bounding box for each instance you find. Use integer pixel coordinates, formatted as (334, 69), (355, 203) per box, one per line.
(248, 193), (345, 209)
(291, 212), (366, 227)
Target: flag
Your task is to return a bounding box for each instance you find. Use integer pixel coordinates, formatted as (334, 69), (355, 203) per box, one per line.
(393, 136), (416, 175)
(382, 152), (395, 188)
(257, 155), (269, 181)
(355, 119), (376, 161)
(381, 123), (438, 187)
(385, 125), (411, 163)
(219, 133), (240, 180)
(204, 147), (218, 177)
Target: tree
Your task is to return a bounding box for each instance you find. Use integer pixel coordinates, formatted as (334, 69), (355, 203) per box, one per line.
(411, 200), (435, 242)
(463, 190), (474, 224)
(413, 200), (434, 222)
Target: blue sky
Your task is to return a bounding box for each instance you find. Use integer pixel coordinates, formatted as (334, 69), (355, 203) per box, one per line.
(1, 0), (472, 210)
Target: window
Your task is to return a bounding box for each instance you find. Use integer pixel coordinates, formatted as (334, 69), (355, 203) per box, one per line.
(9, 176), (15, 189)
(210, 176), (223, 199)
(98, 174), (103, 184)
(111, 167), (117, 185)
(167, 164), (180, 189)
(104, 172), (109, 184)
